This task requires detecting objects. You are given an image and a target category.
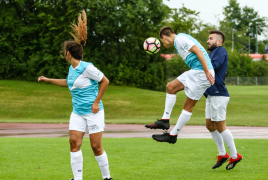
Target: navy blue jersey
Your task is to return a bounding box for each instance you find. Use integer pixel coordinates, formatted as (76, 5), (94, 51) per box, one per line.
(204, 46), (229, 97)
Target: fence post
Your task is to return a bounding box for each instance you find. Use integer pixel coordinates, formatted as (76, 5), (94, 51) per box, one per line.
(237, 77), (239, 86)
(256, 77), (258, 86)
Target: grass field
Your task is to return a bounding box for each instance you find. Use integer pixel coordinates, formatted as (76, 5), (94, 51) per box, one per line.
(0, 80), (267, 126)
(0, 138), (267, 180)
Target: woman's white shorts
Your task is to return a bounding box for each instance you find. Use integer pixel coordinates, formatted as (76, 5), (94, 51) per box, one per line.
(69, 110), (105, 134)
(205, 96), (230, 121)
(177, 69), (215, 100)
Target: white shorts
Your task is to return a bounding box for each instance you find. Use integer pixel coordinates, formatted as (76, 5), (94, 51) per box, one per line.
(177, 69), (215, 100)
(69, 110), (105, 134)
(205, 96), (229, 121)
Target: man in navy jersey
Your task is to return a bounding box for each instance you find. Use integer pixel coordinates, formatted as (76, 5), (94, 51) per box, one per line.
(204, 30), (242, 170)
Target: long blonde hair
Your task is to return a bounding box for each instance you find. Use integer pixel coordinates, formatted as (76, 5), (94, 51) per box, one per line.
(61, 10), (87, 59)
(70, 9), (87, 46)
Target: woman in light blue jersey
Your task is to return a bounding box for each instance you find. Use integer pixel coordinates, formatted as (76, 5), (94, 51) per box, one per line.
(38, 10), (112, 180)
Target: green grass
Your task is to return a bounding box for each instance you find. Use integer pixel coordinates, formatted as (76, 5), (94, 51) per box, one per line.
(0, 138), (267, 180)
(0, 80), (268, 126)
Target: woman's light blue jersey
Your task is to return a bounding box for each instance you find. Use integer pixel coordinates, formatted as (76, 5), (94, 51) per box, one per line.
(174, 33), (213, 70)
(66, 61), (104, 115)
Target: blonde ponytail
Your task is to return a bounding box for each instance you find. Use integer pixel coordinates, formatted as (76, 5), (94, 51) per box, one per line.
(69, 10), (87, 46)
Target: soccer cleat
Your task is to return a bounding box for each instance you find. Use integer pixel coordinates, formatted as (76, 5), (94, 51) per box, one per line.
(145, 119), (170, 130)
(152, 132), (177, 144)
(212, 153), (230, 169)
(226, 153), (243, 170)
(103, 178), (112, 180)
(70, 179), (74, 180)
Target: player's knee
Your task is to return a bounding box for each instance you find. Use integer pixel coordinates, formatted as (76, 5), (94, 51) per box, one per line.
(166, 83), (175, 94)
(206, 122), (215, 132)
(216, 126), (226, 133)
(91, 143), (103, 155)
(69, 138), (82, 149)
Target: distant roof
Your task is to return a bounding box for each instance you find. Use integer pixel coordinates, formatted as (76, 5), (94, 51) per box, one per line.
(248, 54), (268, 61)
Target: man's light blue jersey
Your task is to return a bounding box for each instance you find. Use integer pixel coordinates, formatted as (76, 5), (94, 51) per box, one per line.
(174, 33), (213, 70)
(66, 61), (104, 115)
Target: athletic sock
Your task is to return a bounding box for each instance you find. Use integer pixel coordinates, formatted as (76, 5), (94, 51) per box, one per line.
(170, 110), (192, 135)
(70, 150), (83, 180)
(221, 129), (238, 159)
(161, 93), (176, 120)
(95, 151), (111, 179)
(210, 130), (226, 156)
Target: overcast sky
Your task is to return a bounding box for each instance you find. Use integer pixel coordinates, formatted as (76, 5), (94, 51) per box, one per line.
(163, 0), (268, 40)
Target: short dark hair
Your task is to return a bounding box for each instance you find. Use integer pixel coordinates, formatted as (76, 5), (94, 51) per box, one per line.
(208, 30), (225, 43)
(159, 26), (175, 39)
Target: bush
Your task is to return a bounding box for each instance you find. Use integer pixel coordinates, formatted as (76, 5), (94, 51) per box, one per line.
(0, 0), (169, 91)
(165, 55), (190, 80)
(226, 49), (254, 77)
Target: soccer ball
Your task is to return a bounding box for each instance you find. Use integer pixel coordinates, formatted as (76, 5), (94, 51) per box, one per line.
(143, 37), (161, 54)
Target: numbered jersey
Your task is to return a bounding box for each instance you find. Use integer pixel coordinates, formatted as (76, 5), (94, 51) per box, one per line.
(67, 61), (104, 115)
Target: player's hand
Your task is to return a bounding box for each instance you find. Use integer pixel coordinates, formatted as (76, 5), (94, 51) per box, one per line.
(92, 102), (100, 113)
(205, 71), (215, 85)
(38, 76), (49, 82)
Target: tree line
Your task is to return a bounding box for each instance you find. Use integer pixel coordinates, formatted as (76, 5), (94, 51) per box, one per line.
(0, 0), (267, 91)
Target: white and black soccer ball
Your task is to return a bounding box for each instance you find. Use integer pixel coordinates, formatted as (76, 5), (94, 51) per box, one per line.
(143, 37), (161, 54)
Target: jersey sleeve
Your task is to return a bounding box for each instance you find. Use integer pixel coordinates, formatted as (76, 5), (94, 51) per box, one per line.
(176, 35), (195, 51)
(84, 64), (104, 82)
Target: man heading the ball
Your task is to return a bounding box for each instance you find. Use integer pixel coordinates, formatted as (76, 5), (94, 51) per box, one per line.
(205, 30), (242, 170)
(145, 27), (215, 144)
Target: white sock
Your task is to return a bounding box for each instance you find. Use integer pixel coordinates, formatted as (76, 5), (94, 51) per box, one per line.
(170, 110), (192, 135)
(211, 130), (226, 156)
(161, 93), (176, 120)
(221, 129), (238, 159)
(95, 151), (111, 179)
(70, 150), (83, 180)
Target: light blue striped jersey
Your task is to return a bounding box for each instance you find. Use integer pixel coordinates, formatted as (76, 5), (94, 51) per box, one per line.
(174, 33), (213, 70)
(66, 61), (104, 115)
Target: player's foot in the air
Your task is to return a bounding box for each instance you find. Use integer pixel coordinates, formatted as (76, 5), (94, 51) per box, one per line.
(226, 153), (243, 170)
(212, 153), (230, 169)
(145, 119), (170, 130)
(152, 132), (177, 144)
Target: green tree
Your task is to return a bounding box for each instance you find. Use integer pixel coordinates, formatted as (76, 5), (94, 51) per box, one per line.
(0, 0), (170, 91)
(84, 0), (170, 90)
(220, 0), (267, 53)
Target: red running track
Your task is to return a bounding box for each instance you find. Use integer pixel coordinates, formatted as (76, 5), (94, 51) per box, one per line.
(1, 123), (268, 139)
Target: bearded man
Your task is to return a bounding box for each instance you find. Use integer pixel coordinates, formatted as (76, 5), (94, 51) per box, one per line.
(204, 30), (242, 170)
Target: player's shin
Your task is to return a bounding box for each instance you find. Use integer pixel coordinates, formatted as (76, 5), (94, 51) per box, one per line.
(170, 110), (192, 135)
(70, 150), (83, 180)
(95, 151), (111, 179)
(221, 129), (237, 159)
(211, 130), (226, 156)
(161, 93), (177, 121)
